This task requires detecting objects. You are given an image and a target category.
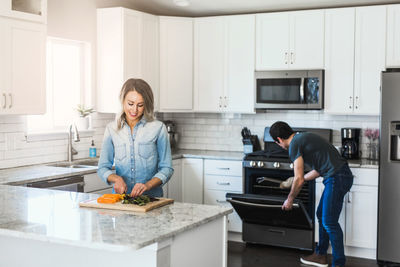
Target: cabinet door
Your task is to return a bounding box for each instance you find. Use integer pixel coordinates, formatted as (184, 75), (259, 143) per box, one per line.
(290, 10), (325, 69)
(182, 158), (203, 204)
(159, 17), (193, 111)
(314, 179), (345, 243)
(0, 0), (47, 23)
(224, 15), (255, 114)
(166, 159), (183, 201)
(204, 189), (242, 232)
(7, 19), (46, 114)
(97, 8), (125, 113)
(345, 185), (378, 249)
(354, 6), (386, 115)
(386, 4), (400, 67)
(324, 8), (355, 114)
(0, 18), (7, 114)
(256, 13), (289, 70)
(141, 13), (159, 112)
(194, 17), (225, 112)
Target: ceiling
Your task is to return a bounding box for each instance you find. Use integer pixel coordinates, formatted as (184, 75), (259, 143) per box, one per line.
(116, 0), (400, 16)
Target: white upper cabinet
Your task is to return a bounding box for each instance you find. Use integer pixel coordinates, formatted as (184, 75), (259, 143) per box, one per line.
(0, 18), (46, 115)
(159, 16), (193, 112)
(194, 16), (225, 112)
(194, 14), (255, 113)
(325, 6), (386, 115)
(256, 10), (324, 70)
(97, 8), (159, 113)
(0, 0), (47, 23)
(224, 15), (255, 114)
(354, 6), (386, 115)
(386, 4), (400, 67)
(324, 8), (355, 114)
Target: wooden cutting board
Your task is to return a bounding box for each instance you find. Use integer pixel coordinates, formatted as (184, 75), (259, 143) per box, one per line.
(79, 197), (174, 212)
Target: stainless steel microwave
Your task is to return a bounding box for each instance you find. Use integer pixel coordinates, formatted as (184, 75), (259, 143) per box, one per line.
(254, 70), (324, 110)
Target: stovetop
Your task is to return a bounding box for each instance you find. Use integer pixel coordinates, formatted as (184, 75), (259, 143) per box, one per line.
(244, 150), (291, 163)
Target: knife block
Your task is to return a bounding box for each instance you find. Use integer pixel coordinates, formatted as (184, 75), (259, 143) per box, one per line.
(242, 135), (261, 154)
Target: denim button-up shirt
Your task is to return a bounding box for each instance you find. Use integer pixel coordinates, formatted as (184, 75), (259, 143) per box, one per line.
(97, 118), (174, 197)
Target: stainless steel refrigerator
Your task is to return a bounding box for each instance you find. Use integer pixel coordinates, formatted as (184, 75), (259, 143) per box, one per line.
(378, 69), (400, 266)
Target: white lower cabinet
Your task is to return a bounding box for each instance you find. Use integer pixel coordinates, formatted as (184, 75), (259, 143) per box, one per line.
(203, 159), (243, 232)
(164, 159), (183, 201)
(315, 168), (378, 258)
(182, 158), (203, 204)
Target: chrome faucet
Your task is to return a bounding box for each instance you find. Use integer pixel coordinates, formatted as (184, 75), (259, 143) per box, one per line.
(68, 124), (80, 162)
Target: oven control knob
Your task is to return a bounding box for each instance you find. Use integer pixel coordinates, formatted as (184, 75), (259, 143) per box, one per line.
(273, 162), (280, 168)
(290, 163), (294, 169)
(257, 161), (264, 168)
(249, 161), (256, 167)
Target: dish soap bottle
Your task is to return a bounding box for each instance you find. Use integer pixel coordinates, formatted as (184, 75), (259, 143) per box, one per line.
(89, 140), (97, 158)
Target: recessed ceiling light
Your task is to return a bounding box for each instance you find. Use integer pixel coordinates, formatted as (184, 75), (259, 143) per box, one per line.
(173, 0), (190, 7)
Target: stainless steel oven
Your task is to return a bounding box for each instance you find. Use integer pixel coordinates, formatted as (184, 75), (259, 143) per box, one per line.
(255, 70), (324, 110)
(227, 127), (332, 251)
(227, 165), (315, 251)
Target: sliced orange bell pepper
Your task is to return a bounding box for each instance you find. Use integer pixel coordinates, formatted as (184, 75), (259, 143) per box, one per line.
(97, 194), (123, 204)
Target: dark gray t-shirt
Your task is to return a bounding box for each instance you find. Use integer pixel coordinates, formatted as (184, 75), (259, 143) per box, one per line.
(289, 132), (346, 178)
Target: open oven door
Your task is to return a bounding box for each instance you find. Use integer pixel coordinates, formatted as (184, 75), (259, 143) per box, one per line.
(226, 193), (314, 250)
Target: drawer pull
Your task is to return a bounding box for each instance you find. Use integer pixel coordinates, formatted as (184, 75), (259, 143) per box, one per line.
(217, 167), (230, 170)
(217, 182), (230, 185)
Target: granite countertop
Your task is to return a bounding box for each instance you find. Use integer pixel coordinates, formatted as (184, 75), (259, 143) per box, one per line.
(172, 149), (245, 161)
(0, 185), (232, 251)
(0, 150), (377, 186)
(347, 158), (379, 169)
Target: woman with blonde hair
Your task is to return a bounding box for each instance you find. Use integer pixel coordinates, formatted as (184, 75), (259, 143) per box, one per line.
(97, 78), (173, 197)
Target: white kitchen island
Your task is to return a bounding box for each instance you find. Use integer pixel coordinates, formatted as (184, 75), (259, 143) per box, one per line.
(0, 185), (232, 267)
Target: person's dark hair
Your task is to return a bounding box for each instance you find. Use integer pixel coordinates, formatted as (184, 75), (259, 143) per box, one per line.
(269, 121), (294, 142)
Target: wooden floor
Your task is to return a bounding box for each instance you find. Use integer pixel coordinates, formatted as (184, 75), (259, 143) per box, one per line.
(227, 241), (379, 267)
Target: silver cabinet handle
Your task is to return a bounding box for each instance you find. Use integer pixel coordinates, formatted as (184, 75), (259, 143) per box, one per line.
(2, 93), (5, 109)
(224, 96), (227, 108)
(290, 52), (294, 64)
(355, 96), (359, 109)
(216, 182), (230, 185)
(219, 96), (222, 108)
(217, 167), (230, 170)
(284, 52), (288, 64)
(349, 96), (353, 109)
(8, 93), (12, 109)
(347, 192), (352, 203)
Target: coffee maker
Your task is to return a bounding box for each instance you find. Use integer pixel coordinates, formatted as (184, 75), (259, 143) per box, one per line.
(341, 128), (361, 159)
(163, 120), (179, 152)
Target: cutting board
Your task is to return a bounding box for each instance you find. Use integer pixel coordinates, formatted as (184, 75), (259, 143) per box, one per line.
(79, 197), (174, 212)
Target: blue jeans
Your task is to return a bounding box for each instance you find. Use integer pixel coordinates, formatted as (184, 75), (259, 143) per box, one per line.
(316, 163), (353, 266)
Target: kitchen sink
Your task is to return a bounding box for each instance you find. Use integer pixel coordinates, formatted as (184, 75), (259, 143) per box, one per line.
(47, 163), (90, 168)
(74, 160), (98, 166)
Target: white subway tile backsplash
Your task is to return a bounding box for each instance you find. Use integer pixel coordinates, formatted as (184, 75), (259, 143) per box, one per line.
(0, 110), (380, 169)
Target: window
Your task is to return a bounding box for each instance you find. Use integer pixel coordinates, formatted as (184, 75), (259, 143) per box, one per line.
(27, 37), (91, 133)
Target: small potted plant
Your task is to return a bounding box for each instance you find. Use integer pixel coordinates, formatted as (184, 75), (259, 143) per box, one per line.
(75, 104), (95, 130)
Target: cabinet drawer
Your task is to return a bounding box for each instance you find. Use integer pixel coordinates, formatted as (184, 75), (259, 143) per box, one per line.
(84, 173), (111, 193)
(204, 189), (243, 232)
(350, 168), (378, 186)
(204, 174), (242, 191)
(204, 159), (242, 176)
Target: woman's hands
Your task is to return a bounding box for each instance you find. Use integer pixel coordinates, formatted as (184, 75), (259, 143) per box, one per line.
(108, 174), (127, 194)
(130, 183), (150, 197)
